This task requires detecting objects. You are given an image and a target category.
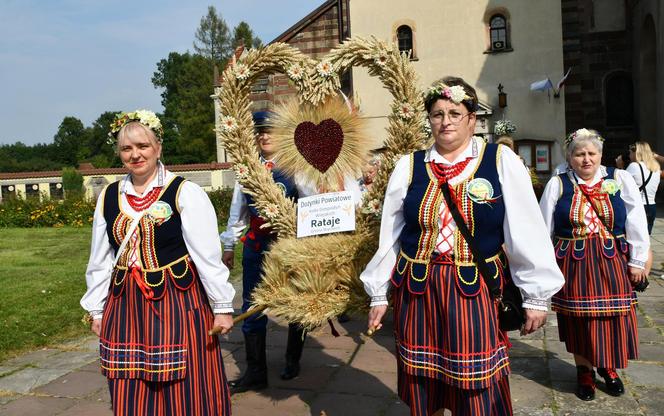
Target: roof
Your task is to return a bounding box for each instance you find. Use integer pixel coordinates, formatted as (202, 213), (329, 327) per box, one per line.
(271, 0), (338, 44)
(0, 162), (232, 181)
(477, 101), (493, 116)
(215, 0), (347, 85)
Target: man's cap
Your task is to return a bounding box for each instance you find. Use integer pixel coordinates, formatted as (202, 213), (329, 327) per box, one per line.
(252, 111), (274, 129)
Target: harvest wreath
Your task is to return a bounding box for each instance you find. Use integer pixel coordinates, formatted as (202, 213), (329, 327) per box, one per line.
(215, 36), (427, 329)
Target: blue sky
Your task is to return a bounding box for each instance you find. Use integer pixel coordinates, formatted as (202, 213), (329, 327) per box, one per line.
(0, 0), (317, 145)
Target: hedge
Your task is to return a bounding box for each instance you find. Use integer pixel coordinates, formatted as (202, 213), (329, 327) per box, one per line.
(0, 187), (234, 228)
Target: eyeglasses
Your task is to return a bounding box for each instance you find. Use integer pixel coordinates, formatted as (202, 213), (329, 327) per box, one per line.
(428, 110), (471, 125)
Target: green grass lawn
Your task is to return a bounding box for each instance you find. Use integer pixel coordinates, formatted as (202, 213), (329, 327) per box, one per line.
(0, 226), (243, 363)
(0, 227), (92, 362)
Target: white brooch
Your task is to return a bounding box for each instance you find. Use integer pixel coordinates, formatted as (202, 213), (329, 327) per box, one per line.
(601, 179), (621, 196)
(466, 178), (497, 204)
(147, 201), (173, 225)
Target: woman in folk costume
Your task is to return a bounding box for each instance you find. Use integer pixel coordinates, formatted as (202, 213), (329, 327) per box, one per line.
(360, 76), (564, 416)
(539, 128), (649, 401)
(221, 111), (303, 393)
(80, 110), (234, 415)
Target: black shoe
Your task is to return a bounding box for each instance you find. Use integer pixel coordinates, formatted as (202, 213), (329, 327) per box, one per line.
(337, 312), (351, 323)
(280, 323), (306, 380)
(597, 368), (625, 396)
(280, 361), (300, 380)
(576, 366), (596, 401)
(229, 374), (267, 394)
(230, 332), (268, 394)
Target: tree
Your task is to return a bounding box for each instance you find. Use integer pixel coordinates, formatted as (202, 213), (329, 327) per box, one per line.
(193, 6), (231, 66)
(232, 21), (263, 49)
(152, 52), (216, 163)
(174, 54), (217, 162)
(61, 166), (84, 198)
(0, 142), (61, 172)
(86, 111), (120, 168)
(53, 117), (88, 166)
(150, 16), (264, 164)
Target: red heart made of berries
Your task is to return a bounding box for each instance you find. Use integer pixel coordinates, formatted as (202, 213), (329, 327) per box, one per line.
(293, 119), (344, 173)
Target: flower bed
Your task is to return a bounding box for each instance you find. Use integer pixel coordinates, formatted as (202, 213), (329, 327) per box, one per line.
(0, 196), (94, 228)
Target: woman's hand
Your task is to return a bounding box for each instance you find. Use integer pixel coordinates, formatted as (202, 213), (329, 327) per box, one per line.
(521, 309), (547, 335)
(91, 318), (102, 337)
(368, 305), (388, 333)
(212, 313), (234, 335)
(628, 266), (646, 284)
(222, 251), (234, 269)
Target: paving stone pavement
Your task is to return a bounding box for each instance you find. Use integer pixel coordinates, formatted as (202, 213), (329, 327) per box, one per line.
(2, 220), (664, 415)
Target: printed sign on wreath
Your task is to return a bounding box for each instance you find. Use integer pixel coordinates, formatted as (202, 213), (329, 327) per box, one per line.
(297, 191), (355, 238)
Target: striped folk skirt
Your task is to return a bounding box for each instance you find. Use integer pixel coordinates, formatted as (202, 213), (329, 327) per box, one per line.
(393, 260), (512, 416)
(100, 263), (231, 416)
(552, 236), (639, 368)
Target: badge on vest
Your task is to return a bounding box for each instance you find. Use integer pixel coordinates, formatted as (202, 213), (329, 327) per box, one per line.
(467, 178), (499, 204)
(147, 201), (173, 225)
(276, 182), (287, 196)
(601, 179), (620, 196)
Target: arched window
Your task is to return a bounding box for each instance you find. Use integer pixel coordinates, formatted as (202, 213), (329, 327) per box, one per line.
(489, 14), (509, 51)
(605, 71), (634, 127)
(396, 25), (413, 55)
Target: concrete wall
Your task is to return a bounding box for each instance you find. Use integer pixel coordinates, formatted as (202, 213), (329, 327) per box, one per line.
(349, 0), (567, 166)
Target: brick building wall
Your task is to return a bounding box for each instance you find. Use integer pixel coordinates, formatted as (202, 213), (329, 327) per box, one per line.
(561, 0), (636, 161)
(249, 0), (350, 109)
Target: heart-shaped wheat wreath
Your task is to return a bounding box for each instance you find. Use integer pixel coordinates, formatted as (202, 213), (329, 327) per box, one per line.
(216, 36), (427, 329)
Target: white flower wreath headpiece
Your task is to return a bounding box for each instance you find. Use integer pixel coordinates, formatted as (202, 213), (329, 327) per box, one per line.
(107, 109), (164, 145)
(425, 83), (473, 107)
(564, 128), (604, 147)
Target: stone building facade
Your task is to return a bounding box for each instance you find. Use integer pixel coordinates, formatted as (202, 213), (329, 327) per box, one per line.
(349, 0), (567, 173)
(561, 0), (664, 161)
(215, 0), (664, 173)
(215, 0), (567, 175)
(561, 0), (634, 160)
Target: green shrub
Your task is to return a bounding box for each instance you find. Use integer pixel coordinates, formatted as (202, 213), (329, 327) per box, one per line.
(0, 187), (235, 228)
(207, 187), (234, 226)
(62, 167), (84, 198)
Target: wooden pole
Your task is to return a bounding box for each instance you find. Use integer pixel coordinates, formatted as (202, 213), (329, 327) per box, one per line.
(208, 305), (268, 336)
(366, 325), (380, 336)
